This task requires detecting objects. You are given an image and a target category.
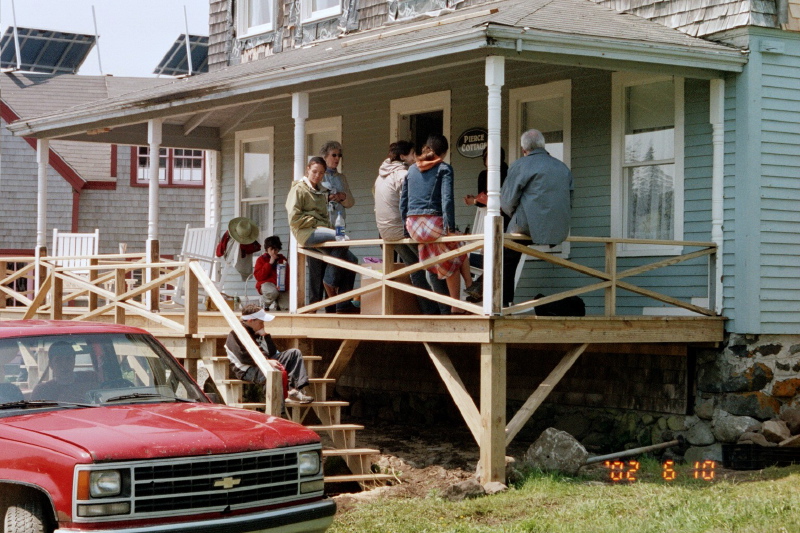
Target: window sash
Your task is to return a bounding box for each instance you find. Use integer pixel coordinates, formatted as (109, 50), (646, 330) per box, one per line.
(134, 147), (205, 187)
(238, 0), (275, 37)
(302, 0), (341, 22)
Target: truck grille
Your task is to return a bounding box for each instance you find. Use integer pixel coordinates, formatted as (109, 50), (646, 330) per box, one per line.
(132, 450), (299, 515)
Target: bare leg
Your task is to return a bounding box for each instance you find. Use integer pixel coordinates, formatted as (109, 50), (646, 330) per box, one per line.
(445, 273), (464, 314)
(460, 259), (472, 287)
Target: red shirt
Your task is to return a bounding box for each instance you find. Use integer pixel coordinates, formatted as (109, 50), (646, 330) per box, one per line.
(253, 253), (289, 294)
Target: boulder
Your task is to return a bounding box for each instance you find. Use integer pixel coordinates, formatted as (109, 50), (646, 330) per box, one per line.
(712, 411), (760, 443)
(778, 434), (800, 447)
(737, 432), (776, 447)
(771, 379), (800, 398)
(695, 398), (715, 420)
(762, 420), (792, 443)
(441, 478), (485, 502)
(780, 407), (800, 434)
(482, 481), (508, 495)
(685, 420), (715, 446)
(684, 443), (723, 464)
(524, 427), (588, 475)
(719, 392), (781, 420)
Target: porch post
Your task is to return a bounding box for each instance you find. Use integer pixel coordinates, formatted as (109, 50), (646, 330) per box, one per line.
(146, 119), (163, 310)
(35, 139), (50, 291)
(484, 56), (505, 315)
(290, 92), (309, 313)
(480, 341), (506, 484)
(710, 79), (725, 315)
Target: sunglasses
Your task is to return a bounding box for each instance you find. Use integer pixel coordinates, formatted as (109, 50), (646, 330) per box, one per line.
(329, 153), (342, 157)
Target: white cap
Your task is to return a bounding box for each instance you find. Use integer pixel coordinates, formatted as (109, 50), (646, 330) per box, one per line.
(241, 309), (275, 322)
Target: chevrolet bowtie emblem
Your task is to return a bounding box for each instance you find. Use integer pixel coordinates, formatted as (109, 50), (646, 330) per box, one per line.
(214, 477), (241, 490)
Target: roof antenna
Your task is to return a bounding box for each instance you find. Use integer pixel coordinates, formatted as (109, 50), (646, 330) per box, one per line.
(92, 5), (104, 74)
(11, 0), (22, 70)
(183, 5), (193, 76)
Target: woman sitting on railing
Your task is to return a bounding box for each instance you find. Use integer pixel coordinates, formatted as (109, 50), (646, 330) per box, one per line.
(285, 157), (360, 314)
(400, 134), (471, 314)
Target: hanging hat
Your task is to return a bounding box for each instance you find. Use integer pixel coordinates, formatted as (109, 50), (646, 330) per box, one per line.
(228, 217), (260, 244)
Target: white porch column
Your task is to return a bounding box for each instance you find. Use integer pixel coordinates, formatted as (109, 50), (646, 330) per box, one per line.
(36, 139), (50, 251)
(289, 92), (309, 313)
(484, 56), (504, 315)
(146, 118), (163, 242)
(710, 79), (725, 315)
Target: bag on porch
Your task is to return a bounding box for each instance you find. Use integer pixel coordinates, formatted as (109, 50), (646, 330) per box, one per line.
(533, 293), (586, 317)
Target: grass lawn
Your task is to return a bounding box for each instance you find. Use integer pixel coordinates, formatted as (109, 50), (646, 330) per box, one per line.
(330, 460), (800, 533)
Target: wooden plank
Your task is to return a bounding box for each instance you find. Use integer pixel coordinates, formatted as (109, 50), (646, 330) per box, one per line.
(480, 342), (506, 484)
(616, 247), (715, 280)
(384, 280), (483, 315)
(323, 339), (361, 382)
(23, 274), (51, 320)
(605, 242), (616, 316)
(615, 280), (716, 316)
(503, 281), (611, 316)
(505, 343), (588, 446)
(424, 342), (482, 446)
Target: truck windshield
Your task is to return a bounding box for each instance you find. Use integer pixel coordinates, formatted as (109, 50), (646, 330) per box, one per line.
(0, 333), (207, 407)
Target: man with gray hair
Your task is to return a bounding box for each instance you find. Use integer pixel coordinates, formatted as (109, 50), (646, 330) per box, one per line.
(500, 128), (573, 307)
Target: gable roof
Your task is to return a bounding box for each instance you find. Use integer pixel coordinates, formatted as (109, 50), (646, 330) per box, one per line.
(7, 0), (747, 143)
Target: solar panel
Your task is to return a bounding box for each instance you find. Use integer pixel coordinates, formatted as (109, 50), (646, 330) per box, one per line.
(0, 27), (96, 74)
(153, 34), (208, 77)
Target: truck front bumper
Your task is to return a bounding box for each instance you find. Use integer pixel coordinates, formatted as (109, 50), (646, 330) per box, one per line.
(56, 499), (336, 533)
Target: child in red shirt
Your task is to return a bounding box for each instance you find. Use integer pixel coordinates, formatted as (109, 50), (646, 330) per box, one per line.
(253, 235), (289, 310)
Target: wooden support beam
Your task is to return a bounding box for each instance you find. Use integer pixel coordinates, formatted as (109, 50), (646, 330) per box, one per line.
(51, 274), (63, 320)
(604, 242), (616, 316)
(23, 273), (51, 319)
(323, 339), (360, 383)
(424, 342), (482, 445)
(480, 341), (506, 484)
(505, 343), (588, 446)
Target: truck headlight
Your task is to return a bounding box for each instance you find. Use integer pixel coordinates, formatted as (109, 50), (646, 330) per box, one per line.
(298, 451), (320, 476)
(89, 470), (122, 497)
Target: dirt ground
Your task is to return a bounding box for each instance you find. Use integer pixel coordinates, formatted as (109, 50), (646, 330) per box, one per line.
(326, 422), (788, 515)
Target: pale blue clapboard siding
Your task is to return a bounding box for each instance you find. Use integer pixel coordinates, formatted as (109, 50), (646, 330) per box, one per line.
(756, 29), (800, 334)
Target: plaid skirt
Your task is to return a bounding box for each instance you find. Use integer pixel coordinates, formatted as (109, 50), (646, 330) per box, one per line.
(406, 215), (465, 279)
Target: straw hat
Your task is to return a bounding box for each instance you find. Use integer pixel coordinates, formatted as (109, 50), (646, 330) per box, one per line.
(228, 217), (260, 244)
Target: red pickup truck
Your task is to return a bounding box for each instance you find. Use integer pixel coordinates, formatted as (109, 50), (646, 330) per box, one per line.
(0, 320), (335, 533)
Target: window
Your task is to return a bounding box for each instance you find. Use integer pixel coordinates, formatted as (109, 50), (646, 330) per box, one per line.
(509, 80), (571, 257)
(237, 0), (275, 37)
(305, 116), (342, 170)
(390, 91), (451, 161)
(235, 128), (274, 238)
(302, 0), (341, 22)
(132, 147), (205, 187)
(611, 73), (684, 255)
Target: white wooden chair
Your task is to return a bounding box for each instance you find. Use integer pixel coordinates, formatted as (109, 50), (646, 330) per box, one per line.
(163, 224), (222, 305)
(50, 229), (100, 305)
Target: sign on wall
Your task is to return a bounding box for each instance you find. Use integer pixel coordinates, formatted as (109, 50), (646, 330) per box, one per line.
(456, 127), (487, 158)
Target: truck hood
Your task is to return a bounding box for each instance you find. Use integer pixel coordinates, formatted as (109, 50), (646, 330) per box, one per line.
(4, 403), (320, 461)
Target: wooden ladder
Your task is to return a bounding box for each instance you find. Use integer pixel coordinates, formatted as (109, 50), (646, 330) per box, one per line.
(195, 337), (393, 488)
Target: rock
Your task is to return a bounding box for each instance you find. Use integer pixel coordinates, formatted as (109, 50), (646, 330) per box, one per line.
(524, 427), (588, 475)
(712, 411), (760, 443)
(778, 434), (800, 447)
(737, 432), (776, 447)
(780, 407), (800, 434)
(686, 420), (715, 446)
(441, 478), (485, 501)
(753, 344), (782, 357)
(683, 443), (723, 464)
(482, 481), (508, 495)
(719, 392), (782, 420)
(667, 416), (686, 431)
(772, 379), (800, 398)
(762, 420), (792, 443)
(695, 398), (715, 420)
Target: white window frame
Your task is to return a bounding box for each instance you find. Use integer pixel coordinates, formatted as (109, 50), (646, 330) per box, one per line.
(305, 116), (343, 171)
(301, 0), (341, 23)
(508, 79), (572, 257)
(389, 90), (451, 163)
(237, 0), (276, 38)
(234, 127), (275, 237)
(611, 72), (684, 256)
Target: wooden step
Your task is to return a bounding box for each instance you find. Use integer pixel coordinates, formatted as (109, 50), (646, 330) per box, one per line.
(308, 424), (364, 432)
(325, 473), (396, 483)
(286, 400), (348, 407)
(322, 448), (380, 457)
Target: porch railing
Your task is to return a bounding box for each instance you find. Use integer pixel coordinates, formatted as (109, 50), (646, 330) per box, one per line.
(297, 233), (718, 317)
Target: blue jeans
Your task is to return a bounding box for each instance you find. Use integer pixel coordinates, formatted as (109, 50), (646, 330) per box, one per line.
(304, 228), (357, 310)
(392, 243), (441, 315)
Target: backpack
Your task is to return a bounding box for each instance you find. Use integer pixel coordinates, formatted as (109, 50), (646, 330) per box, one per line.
(534, 293), (586, 317)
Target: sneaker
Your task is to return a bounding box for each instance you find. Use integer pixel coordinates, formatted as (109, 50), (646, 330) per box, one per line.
(288, 388), (314, 404)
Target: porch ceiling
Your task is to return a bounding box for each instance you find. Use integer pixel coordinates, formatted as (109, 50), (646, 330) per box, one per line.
(7, 0), (746, 146)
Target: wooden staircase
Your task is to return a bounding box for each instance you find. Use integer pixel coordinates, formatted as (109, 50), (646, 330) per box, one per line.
(176, 334), (393, 488)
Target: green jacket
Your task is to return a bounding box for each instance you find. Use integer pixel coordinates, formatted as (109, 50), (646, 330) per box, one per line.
(285, 179), (331, 245)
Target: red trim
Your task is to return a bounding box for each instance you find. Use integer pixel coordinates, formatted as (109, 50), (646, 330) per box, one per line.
(72, 190), (81, 232)
(1, 101), (85, 192)
(83, 181), (117, 190)
(111, 144), (118, 178)
(0, 249), (35, 257)
(130, 146), (137, 188)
